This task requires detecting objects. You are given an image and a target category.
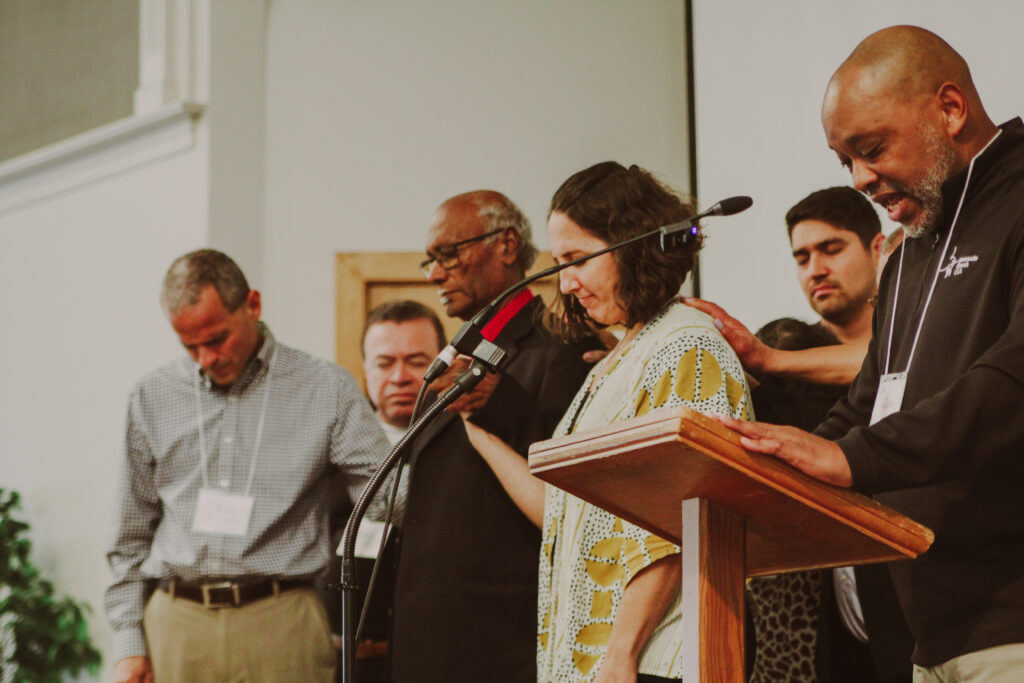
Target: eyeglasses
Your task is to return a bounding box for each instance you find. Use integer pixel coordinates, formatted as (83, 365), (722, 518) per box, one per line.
(419, 228), (507, 277)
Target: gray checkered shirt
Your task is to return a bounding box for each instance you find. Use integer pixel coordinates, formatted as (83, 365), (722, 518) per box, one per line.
(104, 326), (391, 660)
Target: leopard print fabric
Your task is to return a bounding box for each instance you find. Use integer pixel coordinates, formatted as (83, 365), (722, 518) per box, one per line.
(746, 570), (822, 682)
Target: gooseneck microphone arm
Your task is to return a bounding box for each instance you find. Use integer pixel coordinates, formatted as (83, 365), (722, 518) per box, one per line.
(422, 195), (753, 384)
(467, 195), (754, 334)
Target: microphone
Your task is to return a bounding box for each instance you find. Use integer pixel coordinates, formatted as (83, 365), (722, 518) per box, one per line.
(659, 195), (752, 251)
(706, 195), (754, 217)
(422, 289), (534, 383)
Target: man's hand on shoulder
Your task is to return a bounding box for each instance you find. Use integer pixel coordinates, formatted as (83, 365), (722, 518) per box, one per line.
(114, 656), (153, 683)
(430, 355), (502, 414)
(714, 415), (853, 487)
(682, 297), (775, 374)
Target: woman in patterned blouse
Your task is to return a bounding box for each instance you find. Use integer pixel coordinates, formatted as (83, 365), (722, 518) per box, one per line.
(463, 162), (752, 683)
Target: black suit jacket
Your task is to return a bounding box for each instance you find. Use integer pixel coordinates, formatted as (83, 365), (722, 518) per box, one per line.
(389, 298), (593, 683)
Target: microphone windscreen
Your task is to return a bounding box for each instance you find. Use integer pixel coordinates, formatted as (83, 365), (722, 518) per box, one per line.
(716, 196), (753, 216)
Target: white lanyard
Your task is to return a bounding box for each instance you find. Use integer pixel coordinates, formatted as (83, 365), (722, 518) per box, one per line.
(882, 131), (1001, 376)
(194, 351), (275, 496)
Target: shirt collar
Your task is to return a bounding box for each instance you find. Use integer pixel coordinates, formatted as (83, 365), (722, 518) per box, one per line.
(935, 119), (1019, 238)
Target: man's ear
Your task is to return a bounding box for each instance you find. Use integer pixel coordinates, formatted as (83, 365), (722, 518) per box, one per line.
(936, 81), (968, 139)
(870, 232), (885, 261)
(500, 228), (520, 266)
(244, 289), (262, 321)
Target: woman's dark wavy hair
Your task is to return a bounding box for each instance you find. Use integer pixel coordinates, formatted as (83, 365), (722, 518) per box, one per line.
(548, 161), (701, 338)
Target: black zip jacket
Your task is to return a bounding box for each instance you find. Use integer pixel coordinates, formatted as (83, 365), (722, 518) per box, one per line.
(816, 118), (1024, 667)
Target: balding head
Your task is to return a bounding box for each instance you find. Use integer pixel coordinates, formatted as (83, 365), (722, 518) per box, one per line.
(830, 26), (973, 104)
(435, 191), (539, 273)
(822, 26), (998, 237)
(424, 190), (537, 319)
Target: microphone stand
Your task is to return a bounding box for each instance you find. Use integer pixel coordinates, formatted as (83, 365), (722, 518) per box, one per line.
(338, 360), (489, 682)
(338, 194), (751, 681)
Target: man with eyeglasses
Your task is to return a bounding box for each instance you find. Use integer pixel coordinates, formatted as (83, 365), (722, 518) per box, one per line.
(389, 190), (593, 683)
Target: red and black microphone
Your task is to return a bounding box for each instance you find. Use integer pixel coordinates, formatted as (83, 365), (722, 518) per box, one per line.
(422, 289), (535, 383)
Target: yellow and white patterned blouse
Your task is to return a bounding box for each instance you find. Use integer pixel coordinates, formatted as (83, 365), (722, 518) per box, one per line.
(537, 300), (753, 682)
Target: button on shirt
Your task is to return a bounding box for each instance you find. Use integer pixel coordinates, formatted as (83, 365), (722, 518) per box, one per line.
(104, 327), (391, 660)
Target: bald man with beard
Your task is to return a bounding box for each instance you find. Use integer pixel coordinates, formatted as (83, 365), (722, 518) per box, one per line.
(717, 26), (1024, 681)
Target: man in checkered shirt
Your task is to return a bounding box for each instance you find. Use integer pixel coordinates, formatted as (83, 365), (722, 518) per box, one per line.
(105, 249), (390, 683)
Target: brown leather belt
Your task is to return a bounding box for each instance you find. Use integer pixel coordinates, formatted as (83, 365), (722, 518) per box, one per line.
(158, 577), (312, 608)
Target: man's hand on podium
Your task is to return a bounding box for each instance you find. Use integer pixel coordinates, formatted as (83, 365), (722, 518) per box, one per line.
(714, 415), (853, 488)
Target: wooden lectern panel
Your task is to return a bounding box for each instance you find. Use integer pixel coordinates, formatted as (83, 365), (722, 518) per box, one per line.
(529, 406), (933, 577)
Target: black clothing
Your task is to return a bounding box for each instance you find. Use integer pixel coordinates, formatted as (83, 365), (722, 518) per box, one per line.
(389, 298), (593, 683)
(750, 319), (913, 682)
(817, 118), (1024, 666)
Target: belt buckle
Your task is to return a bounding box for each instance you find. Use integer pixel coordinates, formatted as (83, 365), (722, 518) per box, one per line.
(201, 581), (241, 608)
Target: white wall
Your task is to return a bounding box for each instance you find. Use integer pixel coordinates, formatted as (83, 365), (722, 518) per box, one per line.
(693, 1), (1024, 330)
(0, 141), (209, 679)
(263, 0), (692, 361)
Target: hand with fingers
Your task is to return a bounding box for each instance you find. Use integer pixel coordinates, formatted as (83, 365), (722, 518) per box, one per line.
(429, 355), (502, 414)
(682, 297), (776, 374)
(713, 414), (853, 487)
(114, 657), (154, 683)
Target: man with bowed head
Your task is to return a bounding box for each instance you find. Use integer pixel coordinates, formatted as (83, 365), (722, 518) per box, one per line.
(106, 249), (389, 683)
(717, 26), (1024, 681)
(387, 190), (593, 682)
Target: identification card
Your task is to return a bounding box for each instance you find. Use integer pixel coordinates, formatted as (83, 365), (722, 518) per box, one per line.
(870, 372), (907, 425)
(193, 488), (255, 536)
(338, 519), (393, 559)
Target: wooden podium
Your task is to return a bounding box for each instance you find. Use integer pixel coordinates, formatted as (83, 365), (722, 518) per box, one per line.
(528, 406), (933, 683)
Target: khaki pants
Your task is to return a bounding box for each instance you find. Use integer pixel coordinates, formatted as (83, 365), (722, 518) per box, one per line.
(144, 586), (336, 683)
(913, 643), (1024, 683)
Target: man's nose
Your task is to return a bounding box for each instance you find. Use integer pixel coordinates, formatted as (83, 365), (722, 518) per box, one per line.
(850, 159), (879, 194)
(388, 361), (414, 384)
(197, 347), (217, 369)
(427, 259), (447, 283)
(808, 253), (829, 278)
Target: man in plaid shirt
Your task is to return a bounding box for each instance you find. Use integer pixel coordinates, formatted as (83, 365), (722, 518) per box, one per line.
(106, 249), (390, 683)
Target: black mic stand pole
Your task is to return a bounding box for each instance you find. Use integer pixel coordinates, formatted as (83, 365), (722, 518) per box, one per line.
(338, 361), (489, 683)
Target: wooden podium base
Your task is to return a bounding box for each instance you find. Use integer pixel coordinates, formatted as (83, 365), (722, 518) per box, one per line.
(682, 498), (745, 683)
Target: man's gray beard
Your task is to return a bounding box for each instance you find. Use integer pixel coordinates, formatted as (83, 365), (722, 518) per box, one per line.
(903, 132), (959, 239)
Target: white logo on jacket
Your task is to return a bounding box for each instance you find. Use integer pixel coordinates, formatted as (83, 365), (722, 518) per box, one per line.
(940, 246), (978, 279)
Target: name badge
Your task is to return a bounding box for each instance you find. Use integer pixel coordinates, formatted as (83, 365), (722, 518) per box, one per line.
(340, 519), (394, 559)
(193, 488), (255, 536)
(870, 372), (907, 425)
